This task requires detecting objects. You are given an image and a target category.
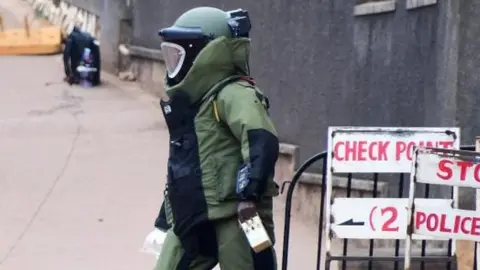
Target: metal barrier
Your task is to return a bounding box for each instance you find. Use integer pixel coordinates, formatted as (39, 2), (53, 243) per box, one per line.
(281, 145), (476, 270)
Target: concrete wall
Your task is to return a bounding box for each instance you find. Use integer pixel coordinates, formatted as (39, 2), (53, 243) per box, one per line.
(127, 0), (474, 172)
(36, 0), (480, 177)
(125, 0), (480, 250)
(130, 0), (357, 171)
(132, 0), (477, 171)
(457, 0), (480, 147)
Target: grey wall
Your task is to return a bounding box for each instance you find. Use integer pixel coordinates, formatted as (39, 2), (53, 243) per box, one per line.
(354, 4), (439, 128)
(132, 0), (238, 49)
(130, 0), (451, 170)
(454, 0), (480, 209)
(66, 0), (480, 172)
(457, 0), (480, 144)
(130, 0), (356, 170)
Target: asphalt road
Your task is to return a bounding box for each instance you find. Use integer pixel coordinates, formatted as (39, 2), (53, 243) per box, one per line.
(0, 56), (170, 270)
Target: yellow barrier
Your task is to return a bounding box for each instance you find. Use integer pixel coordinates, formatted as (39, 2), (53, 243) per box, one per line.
(0, 14), (62, 55)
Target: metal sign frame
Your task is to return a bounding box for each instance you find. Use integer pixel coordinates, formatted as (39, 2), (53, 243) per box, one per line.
(322, 126), (460, 270)
(405, 143), (480, 269)
(281, 147), (478, 270)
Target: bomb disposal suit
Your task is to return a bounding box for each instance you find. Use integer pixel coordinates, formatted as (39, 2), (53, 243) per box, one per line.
(155, 6), (280, 270)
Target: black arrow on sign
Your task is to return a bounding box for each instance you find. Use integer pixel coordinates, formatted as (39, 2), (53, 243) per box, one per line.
(338, 219), (365, 226)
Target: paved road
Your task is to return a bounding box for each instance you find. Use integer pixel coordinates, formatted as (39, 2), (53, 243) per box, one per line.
(0, 2), (320, 270)
(0, 60), (319, 270)
(0, 5), (167, 268)
(0, 56), (169, 270)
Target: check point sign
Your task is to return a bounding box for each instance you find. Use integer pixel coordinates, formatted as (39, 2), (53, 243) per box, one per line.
(330, 127), (459, 173)
(323, 127), (461, 270)
(331, 198), (452, 240)
(325, 128), (460, 240)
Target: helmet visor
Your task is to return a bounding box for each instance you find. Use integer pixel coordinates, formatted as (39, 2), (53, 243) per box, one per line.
(160, 42), (186, 78)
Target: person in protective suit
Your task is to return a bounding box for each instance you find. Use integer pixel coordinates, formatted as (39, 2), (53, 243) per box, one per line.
(153, 6), (280, 270)
(63, 26), (101, 86)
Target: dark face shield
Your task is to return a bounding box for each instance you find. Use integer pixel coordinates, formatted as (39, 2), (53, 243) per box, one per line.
(158, 26), (208, 41)
(158, 26), (211, 80)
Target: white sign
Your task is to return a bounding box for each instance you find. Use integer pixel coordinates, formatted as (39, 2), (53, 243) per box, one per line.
(414, 147), (480, 189)
(328, 127), (460, 173)
(413, 205), (480, 242)
(331, 198), (452, 240)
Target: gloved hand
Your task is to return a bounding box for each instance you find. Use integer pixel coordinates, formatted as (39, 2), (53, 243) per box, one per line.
(237, 201), (257, 223)
(238, 179), (262, 202)
(140, 228), (168, 258)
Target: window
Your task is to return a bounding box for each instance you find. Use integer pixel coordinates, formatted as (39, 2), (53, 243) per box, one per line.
(354, 0), (396, 16)
(406, 0), (437, 10)
(356, 0), (390, 4)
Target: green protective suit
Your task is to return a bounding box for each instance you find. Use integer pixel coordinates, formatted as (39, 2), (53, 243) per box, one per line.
(154, 9), (279, 270)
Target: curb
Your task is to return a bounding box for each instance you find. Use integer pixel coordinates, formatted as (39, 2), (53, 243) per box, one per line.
(100, 71), (162, 115)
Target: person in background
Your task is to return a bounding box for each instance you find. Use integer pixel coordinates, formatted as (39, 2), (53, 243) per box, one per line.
(63, 25), (101, 86)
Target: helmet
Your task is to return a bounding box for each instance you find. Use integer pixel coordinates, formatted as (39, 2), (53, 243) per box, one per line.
(158, 7), (251, 86)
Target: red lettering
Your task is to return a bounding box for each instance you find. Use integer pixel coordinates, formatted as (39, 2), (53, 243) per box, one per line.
(345, 142), (356, 161)
(415, 211), (426, 229)
(406, 142), (415, 160)
(426, 141), (437, 148)
(335, 141), (391, 161)
(438, 141), (454, 149)
(471, 217), (480, 236)
(475, 166), (480, 183)
(395, 142), (406, 161)
(426, 214), (439, 231)
(453, 215), (461, 233)
(418, 141), (437, 148)
(334, 142), (345, 161)
(358, 141), (367, 161)
(396, 141), (454, 161)
(436, 160), (480, 184)
(457, 161), (474, 181)
(368, 142), (377, 161)
(416, 212), (480, 236)
(378, 141), (389, 160)
(381, 207), (399, 232)
(437, 160), (453, 180)
(461, 217), (472, 234)
(336, 140), (454, 162)
(439, 214), (451, 232)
